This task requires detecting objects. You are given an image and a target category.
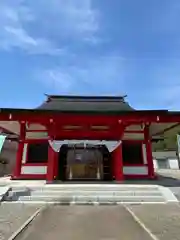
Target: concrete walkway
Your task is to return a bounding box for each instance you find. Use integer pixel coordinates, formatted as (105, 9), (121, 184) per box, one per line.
(13, 204), (180, 240)
(0, 186), (9, 201)
(15, 205), (154, 240)
(0, 203), (42, 240)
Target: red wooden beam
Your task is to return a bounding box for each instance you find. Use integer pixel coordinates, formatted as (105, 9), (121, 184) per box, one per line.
(1, 111), (180, 125)
(24, 138), (49, 143)
(0, 112), (165, 123)
(55, 131), (120, 140)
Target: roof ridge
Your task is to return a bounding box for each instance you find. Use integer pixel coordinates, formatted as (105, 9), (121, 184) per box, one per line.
(45, 94), (127, 100)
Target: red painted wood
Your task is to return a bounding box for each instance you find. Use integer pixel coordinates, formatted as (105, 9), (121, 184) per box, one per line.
(46, 123), (56, 182)
(46, 145), (55, 182)
(144, 125), (155, 179)
(13, 122), (26, 178)
(24, 139), (49, 143)
(54, 151), (58, 179)
(1, 111), (180, 124)
(12, 174), (46, 180)
(55, 132), (120, 140)
(21, 163), (47, 167)
(113, 144), (124, 181)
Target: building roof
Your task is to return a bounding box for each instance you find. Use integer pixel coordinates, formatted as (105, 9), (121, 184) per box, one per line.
(152, 151), (177, 159)
(36, 95), (135, 113)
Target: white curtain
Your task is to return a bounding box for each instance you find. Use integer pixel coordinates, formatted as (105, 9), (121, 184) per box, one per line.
(48, 140), (122, 153)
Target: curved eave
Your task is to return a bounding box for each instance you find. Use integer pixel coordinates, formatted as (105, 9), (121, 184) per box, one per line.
(0, 108), (168, 115)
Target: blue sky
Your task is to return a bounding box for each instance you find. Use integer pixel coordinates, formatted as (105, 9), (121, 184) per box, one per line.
(0, 0), (180, 110)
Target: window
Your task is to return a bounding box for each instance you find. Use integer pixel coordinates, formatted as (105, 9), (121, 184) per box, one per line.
(122, 142), (143, 164)
(27, 142), (48, 163)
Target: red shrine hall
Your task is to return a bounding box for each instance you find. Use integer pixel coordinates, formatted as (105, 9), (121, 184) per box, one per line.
(0, 95), (180, 182)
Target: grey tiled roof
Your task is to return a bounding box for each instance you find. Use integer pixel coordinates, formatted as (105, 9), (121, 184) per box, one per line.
(152, 151), (177, 159)
(37, 95), (135, 112)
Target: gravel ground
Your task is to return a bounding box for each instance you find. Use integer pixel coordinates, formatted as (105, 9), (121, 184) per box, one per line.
(128, 203), (180, 240)
(15, 205), (153, 240)
(0, 203), (43, 240)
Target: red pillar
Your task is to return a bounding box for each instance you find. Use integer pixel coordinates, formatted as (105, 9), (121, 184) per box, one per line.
(54, 151), (58, 180)
(46, 143), (56, 183)
(46, 123), (56, 183)
(13, 122), (26, 179)
(113, 142), (124, 181)
(112, 124), (126, 181)
(144, 125), (155, 179)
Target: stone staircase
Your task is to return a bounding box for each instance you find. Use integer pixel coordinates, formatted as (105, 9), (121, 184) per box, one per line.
(3, 184), (178, 204)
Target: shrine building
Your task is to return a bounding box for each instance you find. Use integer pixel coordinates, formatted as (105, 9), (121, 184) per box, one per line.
(0, 95), (179, 183)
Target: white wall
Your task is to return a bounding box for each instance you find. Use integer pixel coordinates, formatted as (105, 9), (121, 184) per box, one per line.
(154, 158), (179, 170)
(153, 159), (158, 169)
(169, 159), (179, 169)
(123, 166), (148, 175)
(21, 166), (47, 175)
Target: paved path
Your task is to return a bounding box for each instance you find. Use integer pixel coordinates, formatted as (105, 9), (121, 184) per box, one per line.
(15, 205), (154, 240)
(13, 204), (180, 240)
(128, 203), (180, 240)
(0, 203), (42, 240)
(1, 203), (180, 240)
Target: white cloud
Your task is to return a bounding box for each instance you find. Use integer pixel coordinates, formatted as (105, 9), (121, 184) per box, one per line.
(39, 54), (125, 95)
(31, 0), (99, 38)
(0, 0), (99, 54)
(42, 69), (74, 92)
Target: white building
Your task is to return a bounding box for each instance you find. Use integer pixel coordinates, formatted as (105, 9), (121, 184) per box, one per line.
(153, 151), (179, 170)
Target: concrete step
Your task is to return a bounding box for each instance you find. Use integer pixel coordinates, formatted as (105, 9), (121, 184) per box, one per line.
(29, 190), (162, 197)
(3, 184), (178, 204)
(10, 185), (160, 192)
(6, 195), (165, 203)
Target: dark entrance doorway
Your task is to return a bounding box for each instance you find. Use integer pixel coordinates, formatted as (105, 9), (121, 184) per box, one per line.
(57, 144), (113, 181)
(122, 142), (143, 165)
(100, 145), (113, 181)
(57, 144), (68, 181)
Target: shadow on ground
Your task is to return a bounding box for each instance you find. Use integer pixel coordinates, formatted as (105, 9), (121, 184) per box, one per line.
(54, 173), (180, 187)
(124, 174), (180, 187)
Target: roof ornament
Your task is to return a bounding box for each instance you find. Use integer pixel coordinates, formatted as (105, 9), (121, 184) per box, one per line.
(44, 94), (52, 102)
